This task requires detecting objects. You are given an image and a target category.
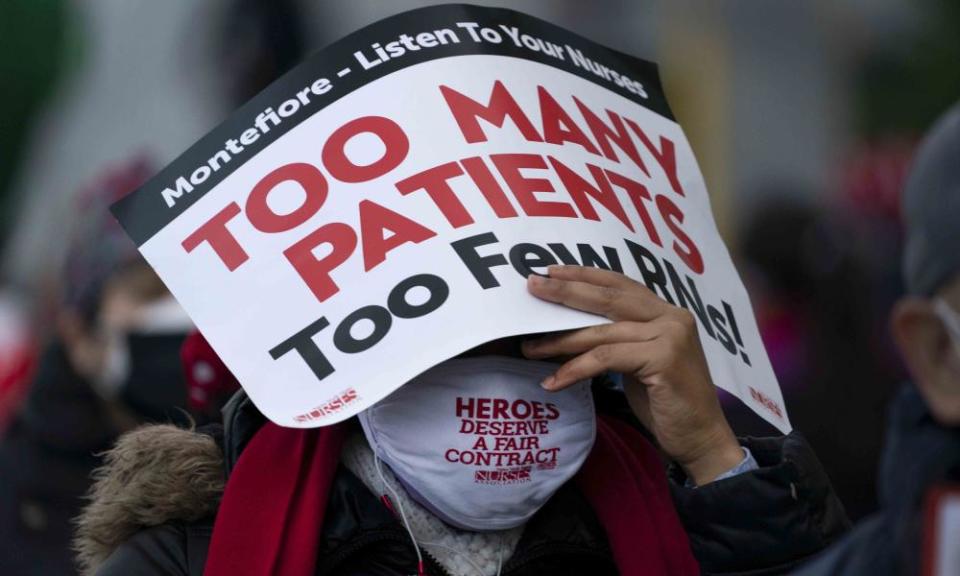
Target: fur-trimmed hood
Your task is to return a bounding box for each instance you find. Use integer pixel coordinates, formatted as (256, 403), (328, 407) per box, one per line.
(74, 424), (224, 575)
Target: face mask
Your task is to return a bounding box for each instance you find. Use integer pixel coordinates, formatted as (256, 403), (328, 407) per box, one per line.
(97, 297), (194, 422)
(358, 356), (596, 531)
(119, 333), (190, 422)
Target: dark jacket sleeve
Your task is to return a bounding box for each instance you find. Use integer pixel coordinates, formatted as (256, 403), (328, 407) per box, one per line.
(96, 523), (211, 576)
(669, 432), (851, 575)
(788, 516), (899, 576)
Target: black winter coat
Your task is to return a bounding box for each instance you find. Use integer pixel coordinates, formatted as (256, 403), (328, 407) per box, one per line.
(792, 385), (960, 575)
(83, 388), (850, 576)
(0, 343), (119, 576)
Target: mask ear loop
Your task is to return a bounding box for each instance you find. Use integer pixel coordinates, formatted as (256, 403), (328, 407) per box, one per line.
(374, 453), (425, 576)
(374, 454), (505, 576)
(495, 532), (504, 576)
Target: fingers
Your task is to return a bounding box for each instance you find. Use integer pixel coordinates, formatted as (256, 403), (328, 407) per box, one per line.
(527, 268), (668, 321)
(541, 341), (662, 391)
(543, 265), (639, 288)
(522, 321), (660, 359)
(528, 273), (624, 318)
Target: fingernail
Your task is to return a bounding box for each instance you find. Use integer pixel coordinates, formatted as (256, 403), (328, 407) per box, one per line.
(541, 376), (556, 390)
(528, 274), (545, 285)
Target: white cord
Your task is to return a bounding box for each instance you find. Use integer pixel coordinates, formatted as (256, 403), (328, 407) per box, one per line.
(374, 453), (424, 572)
(373, 454), (506, 576)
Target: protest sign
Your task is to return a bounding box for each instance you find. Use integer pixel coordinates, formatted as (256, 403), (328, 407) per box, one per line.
(111, 4), (790, 432)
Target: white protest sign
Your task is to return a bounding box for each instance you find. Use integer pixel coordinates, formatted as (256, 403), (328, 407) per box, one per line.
(112, 5), (790, 431)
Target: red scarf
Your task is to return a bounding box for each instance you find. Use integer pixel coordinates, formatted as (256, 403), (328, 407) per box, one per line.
(204, 415), (699, 575)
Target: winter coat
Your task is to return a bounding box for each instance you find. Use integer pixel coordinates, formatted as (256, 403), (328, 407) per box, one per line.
(76, 387), (850, 576)
(792, 385), (960, 575)
(0, 342), (119, 576)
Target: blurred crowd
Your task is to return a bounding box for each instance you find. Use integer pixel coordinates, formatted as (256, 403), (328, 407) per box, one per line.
(0, 1), (957, 575)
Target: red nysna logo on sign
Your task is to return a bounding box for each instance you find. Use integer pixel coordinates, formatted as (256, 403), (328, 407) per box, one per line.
(293, 387), (359, 423)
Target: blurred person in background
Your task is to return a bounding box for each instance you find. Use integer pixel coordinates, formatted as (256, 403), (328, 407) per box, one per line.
(0, 162), (194, 576)
(0, 2), (305, 573)
(0, 0), (69, 441)
(731, 196), (897, 520)
(795, 101), (960, 574)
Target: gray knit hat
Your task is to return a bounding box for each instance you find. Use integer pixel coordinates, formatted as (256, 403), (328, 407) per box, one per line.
(902, 101), (960, 295)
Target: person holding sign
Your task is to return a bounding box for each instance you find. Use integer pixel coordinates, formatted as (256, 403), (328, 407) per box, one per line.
(74, 5), (853, 576)
(77, 264), (849, 576)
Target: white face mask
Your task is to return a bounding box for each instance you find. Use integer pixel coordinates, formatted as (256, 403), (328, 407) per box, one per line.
(358, 356), (596, 531)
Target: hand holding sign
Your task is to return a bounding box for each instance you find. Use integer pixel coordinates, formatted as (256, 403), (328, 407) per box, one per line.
(522, 265), (743, 485)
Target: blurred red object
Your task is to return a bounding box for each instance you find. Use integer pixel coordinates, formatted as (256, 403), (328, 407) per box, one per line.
(180, 331), (240, 422)
(842, 137), (917, 222)
(0, 293), (37, 436)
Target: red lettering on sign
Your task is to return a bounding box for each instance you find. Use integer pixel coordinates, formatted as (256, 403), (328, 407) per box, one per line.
(321, 116), (409, 183)
(549, 156), (634, 232)
(539, 86), (599, 155)
(491, 153), (577, 218)
(359, 200), (437, 271)
(395, 162), (473, 228)
(284, 223), (358, 302)
(246, 163), (328, 233)
(656, 194), (703, 274)
(440, 80), (543, 144)
(182, 202), (249, 271)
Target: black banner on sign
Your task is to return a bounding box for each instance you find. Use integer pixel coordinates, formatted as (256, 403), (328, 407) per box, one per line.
(110, 3), (673, 246)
